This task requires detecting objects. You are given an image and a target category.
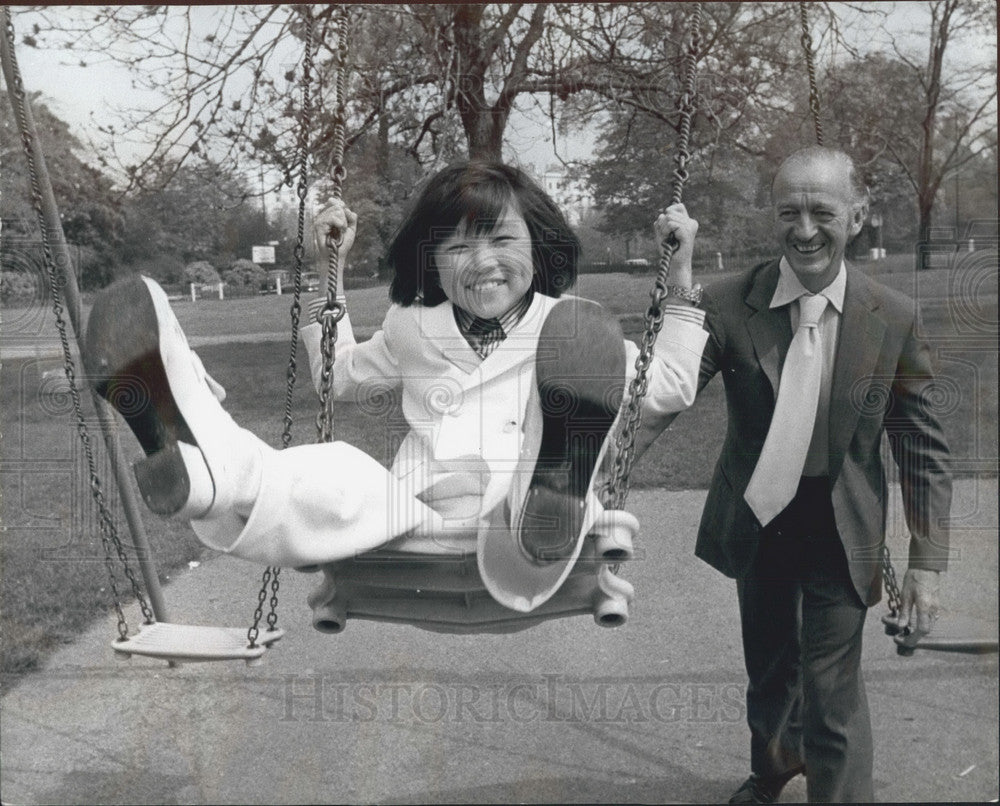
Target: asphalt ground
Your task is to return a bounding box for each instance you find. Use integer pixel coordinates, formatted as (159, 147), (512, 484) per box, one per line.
(1, 481), (997, 805)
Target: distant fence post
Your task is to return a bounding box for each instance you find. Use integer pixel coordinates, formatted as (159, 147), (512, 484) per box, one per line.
(190, 283), (197, 302)
(218, 281), (224, 300)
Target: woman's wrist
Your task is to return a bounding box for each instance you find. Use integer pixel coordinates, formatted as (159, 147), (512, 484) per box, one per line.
(663, 282), (703, 306)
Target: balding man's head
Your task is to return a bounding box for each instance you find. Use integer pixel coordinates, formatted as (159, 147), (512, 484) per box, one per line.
(770, 146), (869, 292)
(772, 147), (868, 206)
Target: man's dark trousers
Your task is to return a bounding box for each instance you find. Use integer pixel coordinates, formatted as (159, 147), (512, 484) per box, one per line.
(737, 476), (875, 802)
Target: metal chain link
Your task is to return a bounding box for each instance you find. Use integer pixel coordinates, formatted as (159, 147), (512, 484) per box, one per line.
(316, 4), (350, 444)
(881, 544), (903, 618)
(266, 568), (281, 630)
(605, 2), (703, 511)
(3, 9), (152, 638)
(800, 2), (904, 627)
(799, 2), (825, 146)
(247, 566), (273, 648)
(247, 7), (320, 648)
(280, 8), (315, 450)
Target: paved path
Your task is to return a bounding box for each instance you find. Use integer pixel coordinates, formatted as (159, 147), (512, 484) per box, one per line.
(2, 484), (997, 804)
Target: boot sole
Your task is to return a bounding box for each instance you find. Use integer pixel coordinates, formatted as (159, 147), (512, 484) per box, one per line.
(84, 276), (199, 515)
(518, 299), (626, 562)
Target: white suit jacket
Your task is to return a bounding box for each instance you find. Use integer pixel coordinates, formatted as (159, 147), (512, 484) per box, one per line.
(301, 293), (708, 529)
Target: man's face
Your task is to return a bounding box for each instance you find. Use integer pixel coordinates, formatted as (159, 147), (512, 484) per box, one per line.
(772, 155), (866, 292)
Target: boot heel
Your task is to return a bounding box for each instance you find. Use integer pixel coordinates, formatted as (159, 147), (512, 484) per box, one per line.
(134, 442), (213, 518)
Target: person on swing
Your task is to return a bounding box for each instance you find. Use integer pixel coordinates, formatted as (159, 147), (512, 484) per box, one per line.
(84, 161), (708, 612)
(640, 146), (952, 802)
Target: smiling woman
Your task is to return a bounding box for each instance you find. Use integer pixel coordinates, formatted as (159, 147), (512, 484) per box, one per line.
(387, 162), (580, 308)
(433, 205), (534, 320)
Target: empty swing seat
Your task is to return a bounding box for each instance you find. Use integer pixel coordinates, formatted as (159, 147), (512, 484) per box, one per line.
(113, 622), (284, 664)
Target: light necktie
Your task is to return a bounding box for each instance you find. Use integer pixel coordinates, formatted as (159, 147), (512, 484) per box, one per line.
(744, 293), (829, 526)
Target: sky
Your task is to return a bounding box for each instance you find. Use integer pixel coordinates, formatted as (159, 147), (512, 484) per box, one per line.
(4, 2), (995, 180)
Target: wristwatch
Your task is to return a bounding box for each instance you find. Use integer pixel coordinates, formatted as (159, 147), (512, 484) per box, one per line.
(664, 283), (703, 305)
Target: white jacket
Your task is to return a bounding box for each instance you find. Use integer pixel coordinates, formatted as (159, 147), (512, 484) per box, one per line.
(301, 293), (708, 528)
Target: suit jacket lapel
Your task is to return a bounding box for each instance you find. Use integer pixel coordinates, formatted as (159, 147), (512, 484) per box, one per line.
(828, 267), (886, 478)
(744, 261), (790, 397)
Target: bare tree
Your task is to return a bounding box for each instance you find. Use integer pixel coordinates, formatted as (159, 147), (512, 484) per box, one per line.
(19, 2), (943, 214)
(18, 4), (850, 186)
(881, 0), (997, 240)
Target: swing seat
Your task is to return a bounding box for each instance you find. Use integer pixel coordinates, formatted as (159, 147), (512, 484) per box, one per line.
(112, 622), (285, 665)
(881, 612), (999, 656)
(305, 512), (638, 635)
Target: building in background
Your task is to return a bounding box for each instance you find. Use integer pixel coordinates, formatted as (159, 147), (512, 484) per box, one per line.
(535, 164), (593, 225)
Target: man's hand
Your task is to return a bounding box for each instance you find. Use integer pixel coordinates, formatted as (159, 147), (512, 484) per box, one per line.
(892, 568), (942, 650)
(314, 199), (358, 261)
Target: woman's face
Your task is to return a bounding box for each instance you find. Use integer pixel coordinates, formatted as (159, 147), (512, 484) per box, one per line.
(433, 204), (534, 319)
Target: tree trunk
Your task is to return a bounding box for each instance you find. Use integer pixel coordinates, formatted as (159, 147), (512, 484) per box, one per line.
(465, 112), (506, 162)
(918, 197), (935, 247)
(452, 5), (506, 162)
(375, 103), (394, 256)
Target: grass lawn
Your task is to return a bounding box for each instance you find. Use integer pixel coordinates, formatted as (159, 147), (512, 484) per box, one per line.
(2, 254), (996, 682)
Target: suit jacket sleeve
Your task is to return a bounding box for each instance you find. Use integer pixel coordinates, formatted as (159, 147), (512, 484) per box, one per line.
(884, 315), (952, 572)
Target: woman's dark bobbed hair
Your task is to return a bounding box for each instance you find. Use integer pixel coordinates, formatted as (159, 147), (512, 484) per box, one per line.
(387, 161), (580, 306)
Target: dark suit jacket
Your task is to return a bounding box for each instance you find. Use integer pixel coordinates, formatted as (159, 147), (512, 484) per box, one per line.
(650, 260), (952, 606)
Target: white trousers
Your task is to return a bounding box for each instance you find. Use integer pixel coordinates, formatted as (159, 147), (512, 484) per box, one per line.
(190, 438), (447, 568)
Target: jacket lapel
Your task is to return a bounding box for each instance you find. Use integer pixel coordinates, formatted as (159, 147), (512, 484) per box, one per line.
(416, 295), (556, 381)
(828, 267), (886, 478)
(744, 261), (790, 397)
(458, 294), (555, 386)
(413, 301), (484, 373)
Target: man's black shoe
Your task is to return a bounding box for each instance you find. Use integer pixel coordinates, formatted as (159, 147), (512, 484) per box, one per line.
(728, 766), (805, 804)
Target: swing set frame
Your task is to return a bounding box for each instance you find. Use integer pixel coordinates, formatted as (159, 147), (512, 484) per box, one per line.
(3, 2), (992, 664)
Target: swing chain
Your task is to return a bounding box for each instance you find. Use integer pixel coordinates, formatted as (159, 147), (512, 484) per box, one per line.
(317, 4), (350, 444)
(281, 8), (315, 451)
(3, 9), (152, 638)
(881, 543), (903, 619)
(248, 566), (276, 647)
(798, 2), (825, 146)
(799, 4), (909, 641)
(266, 568), (281, 630)
(249, 8), (321, 647)
(606, 2), (703, 511)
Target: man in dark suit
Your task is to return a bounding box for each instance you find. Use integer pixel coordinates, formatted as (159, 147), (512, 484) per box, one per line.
(643, 146), (952, 802)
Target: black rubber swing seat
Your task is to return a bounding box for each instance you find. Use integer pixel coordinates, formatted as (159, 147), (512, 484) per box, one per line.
(112, 622), (284, 665)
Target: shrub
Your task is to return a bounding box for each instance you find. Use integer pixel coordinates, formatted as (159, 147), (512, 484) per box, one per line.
(183, 260), (220, 286)
(1, 271), (39, 305)
(222, 258), (266, 289)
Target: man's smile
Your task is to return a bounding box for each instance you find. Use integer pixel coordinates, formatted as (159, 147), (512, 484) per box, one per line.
(793, 242), (824, 255)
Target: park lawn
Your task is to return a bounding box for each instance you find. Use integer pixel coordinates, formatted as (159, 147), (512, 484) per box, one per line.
(1, 257), (995, 683)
